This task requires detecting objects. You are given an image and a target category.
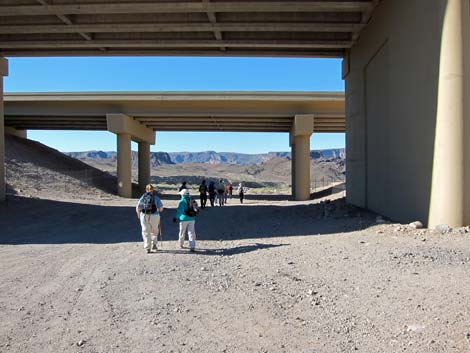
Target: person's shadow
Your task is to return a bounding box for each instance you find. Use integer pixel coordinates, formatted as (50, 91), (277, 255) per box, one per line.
(155, 243), (288, 256)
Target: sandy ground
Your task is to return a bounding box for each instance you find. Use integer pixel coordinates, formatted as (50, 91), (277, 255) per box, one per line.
(1, 192), (470, 353)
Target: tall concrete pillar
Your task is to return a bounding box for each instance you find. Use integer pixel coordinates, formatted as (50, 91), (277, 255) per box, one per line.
(138, 141), (150, 193)
(289, 130), (296, 197)
(291, 143), (296, 198)
(291, 114), (314, 201)
(294, 134), (311, 200)
(429, 0), (470, 227)
(107, 113), (155, 198)
(117, 133), (132, 198)
(0, 58), (8, 202)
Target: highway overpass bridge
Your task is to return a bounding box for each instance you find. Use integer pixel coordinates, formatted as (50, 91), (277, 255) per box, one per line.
(0, 0), (469, 227)
(3, 91), (345, 200)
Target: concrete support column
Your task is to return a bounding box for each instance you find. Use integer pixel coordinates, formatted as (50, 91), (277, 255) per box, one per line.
(117, 133), (132, 198)
(291, 114), (314, 201)
(291, 143), (296, 198)
(107, 113), (155, 198)
(293, 134), (311, 200)
(138, 141), (150, 193)
(429, 0), (470, 227)
(0, 57), (8, 202)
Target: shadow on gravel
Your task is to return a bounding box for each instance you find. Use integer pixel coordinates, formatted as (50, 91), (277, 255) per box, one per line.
(156, 243), (288, 256)
(0, 195), (375, 245)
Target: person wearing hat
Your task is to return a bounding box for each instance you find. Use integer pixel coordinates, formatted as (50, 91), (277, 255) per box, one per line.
(173, 188), (198, 252)
(237, 182), (246, 204)
(136, 184), (164, 253)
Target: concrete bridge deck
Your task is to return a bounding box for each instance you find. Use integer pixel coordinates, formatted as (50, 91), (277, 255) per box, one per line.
(4, 91), (345, 132)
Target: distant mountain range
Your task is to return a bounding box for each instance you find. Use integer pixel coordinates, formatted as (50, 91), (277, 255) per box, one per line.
(68, 148), (345, 167)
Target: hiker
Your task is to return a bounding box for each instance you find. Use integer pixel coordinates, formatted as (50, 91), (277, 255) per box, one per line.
(178, 181), (187, 192)
(208, 180), (216, 207)
(136, 184), (164, 253)
(224, 182), (230, 204)
(173, 189), (198, 252)
(228, 183), (233, 199)
(199, 179), (208, 208)
(237, 182), (246, 204)
(216, 179), (225, 206)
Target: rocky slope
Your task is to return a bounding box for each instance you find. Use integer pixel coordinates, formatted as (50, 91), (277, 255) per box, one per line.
(5, 135), (140, 198)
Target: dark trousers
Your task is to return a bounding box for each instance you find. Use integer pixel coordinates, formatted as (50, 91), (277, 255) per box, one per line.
(200, 193), (207, 208)
(239, 192), (244, 204)
(209, 191), (215, 207)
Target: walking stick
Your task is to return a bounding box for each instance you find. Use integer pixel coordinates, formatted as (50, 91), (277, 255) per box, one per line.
(159, 220), (163, 249)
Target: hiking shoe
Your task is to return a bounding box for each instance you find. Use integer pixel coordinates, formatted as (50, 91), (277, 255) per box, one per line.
(146, 249), (151, 254)
(151, 242), (157, 251)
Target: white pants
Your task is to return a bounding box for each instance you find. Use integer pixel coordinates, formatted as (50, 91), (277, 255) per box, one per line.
(178, 220), (196, 249)
(140, 213), (160, 250)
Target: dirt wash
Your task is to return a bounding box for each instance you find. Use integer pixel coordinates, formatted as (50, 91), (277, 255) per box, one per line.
(1, 194), (470, 353)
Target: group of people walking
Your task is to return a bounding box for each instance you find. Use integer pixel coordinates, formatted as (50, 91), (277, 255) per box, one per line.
(136, 180), (247, 254)
(198, 179), (246, 207)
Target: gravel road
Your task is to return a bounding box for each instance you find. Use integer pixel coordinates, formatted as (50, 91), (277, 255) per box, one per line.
(1, 195), (470, 353)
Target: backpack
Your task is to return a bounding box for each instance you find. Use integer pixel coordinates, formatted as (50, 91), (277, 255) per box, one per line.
(141, 192), (157, 214)
(184, 197), (199, 217)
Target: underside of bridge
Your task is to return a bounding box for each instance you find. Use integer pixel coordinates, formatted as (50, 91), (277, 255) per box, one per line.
(1, 0), (470, 227)
(0, 1), (377, 58)
(4, 91), (344, 199)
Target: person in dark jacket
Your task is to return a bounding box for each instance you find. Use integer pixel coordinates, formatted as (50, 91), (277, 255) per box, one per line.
(216, 179), (225, 206)
(237, 182), (246, 204)
(178, 181), (187, 192)
(208, 181), (216, 207)
(199, 180), (208, 208)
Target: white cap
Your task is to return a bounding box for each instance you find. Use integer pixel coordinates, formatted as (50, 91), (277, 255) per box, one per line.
(178, 188), (190, 196)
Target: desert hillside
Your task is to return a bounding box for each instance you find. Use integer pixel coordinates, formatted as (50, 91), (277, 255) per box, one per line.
(5, 135), (127, 199)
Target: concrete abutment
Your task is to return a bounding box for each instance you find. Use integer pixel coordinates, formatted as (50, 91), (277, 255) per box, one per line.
(5, 127), (27, 139)
(345, 0), (470, 227)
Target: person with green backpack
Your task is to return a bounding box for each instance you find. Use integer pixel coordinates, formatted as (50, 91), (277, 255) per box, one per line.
(173, 188), (198, 252)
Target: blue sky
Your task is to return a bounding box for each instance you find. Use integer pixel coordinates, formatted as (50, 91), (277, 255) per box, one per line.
(4, 57), (345, 153)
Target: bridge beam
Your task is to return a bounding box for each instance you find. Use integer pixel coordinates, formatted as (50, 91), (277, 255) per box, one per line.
(0, 57), (8, 202)
(107, 113), (155, 197)
(291, 114), (314, 201)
